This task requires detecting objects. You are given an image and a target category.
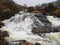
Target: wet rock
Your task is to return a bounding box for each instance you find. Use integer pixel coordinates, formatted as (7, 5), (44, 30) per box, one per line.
(35, 15), (51, 26)
(0, 21), (4, 28)
(0, 40), (9, 45)
(0, 30), (9, 45)
(32, 25), (59, 34)
(21, 42), (33, 45)
(35, 43), (41, 45)
(32, 26), (51, 34)
(10, 40), (33, 45)
(0, 30), (9, 37)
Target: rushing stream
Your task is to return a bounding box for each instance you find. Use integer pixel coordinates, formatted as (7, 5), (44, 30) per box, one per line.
(1, 12), (60, 45)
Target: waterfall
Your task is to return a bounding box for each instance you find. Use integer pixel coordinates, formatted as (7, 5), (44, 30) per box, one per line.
(1, 12), (60, 45)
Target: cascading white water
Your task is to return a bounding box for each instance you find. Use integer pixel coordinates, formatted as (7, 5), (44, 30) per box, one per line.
(47, 16), (60, 26)
(1, 12), (60, 45)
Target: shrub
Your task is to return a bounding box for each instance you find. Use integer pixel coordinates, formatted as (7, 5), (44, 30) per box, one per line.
(54, 8), (60, 16)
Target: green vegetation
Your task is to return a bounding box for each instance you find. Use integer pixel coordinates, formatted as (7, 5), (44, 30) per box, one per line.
(27, 6), (34, 12)
(54, 8), (60, 16)
(0, 0), (23, 20)
(0, 0), (60, 20)
(27, 0), (60, 17)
